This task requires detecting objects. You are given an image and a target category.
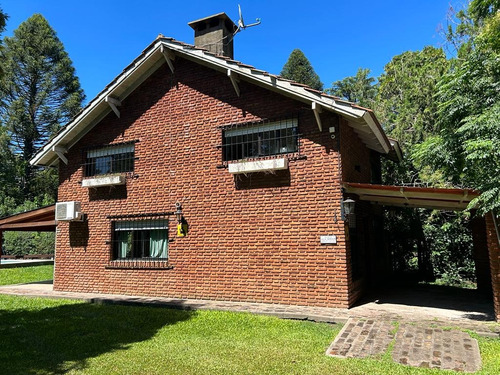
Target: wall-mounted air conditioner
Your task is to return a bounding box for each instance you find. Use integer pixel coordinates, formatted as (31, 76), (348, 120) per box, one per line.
(55, 201), (83, 221)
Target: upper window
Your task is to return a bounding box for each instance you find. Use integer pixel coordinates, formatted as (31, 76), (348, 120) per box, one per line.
(222, 119), (298, 162)
(85, 143), (135, 177)
(112, 219), (168, 260)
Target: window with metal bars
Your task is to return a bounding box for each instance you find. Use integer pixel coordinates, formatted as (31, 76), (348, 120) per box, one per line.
(84, 143), (135, 177)
(112, 219), (168, 261)
(222, 118), (298, 162)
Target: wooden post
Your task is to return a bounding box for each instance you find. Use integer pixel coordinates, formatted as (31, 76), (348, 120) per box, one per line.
(0, 230), (3, 266)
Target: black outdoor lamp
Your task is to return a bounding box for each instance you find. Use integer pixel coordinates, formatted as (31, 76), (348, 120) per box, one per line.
(341, 198), (356, 221)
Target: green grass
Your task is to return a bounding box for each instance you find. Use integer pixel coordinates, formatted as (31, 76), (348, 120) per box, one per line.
(0, 295), (499, 375)
(0, 264), (53, 285)
(0, 266), (499, 374)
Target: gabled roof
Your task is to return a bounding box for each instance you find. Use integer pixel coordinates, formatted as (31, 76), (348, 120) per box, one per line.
(31, 36), (395, 167)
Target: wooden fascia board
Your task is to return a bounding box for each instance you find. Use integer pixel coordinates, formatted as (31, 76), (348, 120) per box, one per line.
(357, 196), (469, 210)
(0, 220), (56, 231)
(346, 187), (477, 202)
(0, 206), (55, 226)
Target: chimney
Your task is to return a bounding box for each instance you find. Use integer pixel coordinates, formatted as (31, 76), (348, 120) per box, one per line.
(188, 12), (237, 59)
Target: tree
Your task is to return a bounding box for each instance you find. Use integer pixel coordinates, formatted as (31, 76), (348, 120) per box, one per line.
(326, 68), (376, 108)
(0, 7), (7, 78)
(414, 2), (500, 214)
(374, 47), (473, 284)
(0, 14), (84, 201)
(280, 49), (323, 91)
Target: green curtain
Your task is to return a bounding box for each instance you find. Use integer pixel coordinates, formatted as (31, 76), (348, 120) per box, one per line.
(150, 230), (167, 258)
(116, 231), (131, 259)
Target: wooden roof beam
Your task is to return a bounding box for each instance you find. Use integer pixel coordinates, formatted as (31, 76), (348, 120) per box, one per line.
(227, 70), (240, 97)
(160, 45), (175, 74)
(312, 102), (322, 131)
(105, 96), (121, 118)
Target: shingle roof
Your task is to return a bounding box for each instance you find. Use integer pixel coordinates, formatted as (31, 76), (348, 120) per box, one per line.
(31, 35), (395, 167)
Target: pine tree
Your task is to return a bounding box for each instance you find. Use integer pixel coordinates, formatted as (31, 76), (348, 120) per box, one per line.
(0, 14), (85, 201)
(280, 49), (323, 91)
(0, 7), (8, 79)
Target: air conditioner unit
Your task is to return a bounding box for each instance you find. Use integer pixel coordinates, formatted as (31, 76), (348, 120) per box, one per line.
(55, 201), (83, 221)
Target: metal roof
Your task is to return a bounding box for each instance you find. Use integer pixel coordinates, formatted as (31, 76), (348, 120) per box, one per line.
(31, 36), (395, 167)
(343, 182), (479, 211)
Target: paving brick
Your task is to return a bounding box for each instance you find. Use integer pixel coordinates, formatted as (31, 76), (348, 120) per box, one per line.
(326, 318), (394, 358)
(392, 324), (481, 372)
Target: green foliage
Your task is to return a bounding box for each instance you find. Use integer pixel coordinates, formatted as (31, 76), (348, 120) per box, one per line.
(414, 5), (500, 214)
(423, 212), (475, 286)
(280, 49), (323, 91)
(0, 14), (84, 201)
(377, 47), (449, 151)
(376, 46), (474, 284)
(326, 68), (376, 108)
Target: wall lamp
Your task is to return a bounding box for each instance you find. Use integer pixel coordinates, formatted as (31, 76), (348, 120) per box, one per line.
(341, 198), (356, 226)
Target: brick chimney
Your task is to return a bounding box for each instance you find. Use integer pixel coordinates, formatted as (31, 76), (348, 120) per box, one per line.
(188, 13), (237, 59)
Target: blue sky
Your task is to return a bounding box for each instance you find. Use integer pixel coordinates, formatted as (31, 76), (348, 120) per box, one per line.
(2, 1), (458, 103)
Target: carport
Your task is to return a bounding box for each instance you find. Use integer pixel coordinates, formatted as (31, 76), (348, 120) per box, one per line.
(0, 205), (56, 264)
(343, 182), (500, 321)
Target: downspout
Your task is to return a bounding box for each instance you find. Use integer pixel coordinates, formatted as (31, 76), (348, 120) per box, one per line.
(492, 211), (500, 246)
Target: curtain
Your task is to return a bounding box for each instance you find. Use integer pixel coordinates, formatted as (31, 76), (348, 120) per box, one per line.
(116, 231), (131, 259)
(150, 230), (167, 258)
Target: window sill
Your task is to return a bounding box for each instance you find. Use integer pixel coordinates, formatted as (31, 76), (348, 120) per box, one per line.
(82, 174), (126, 188)
(228, 157), (288, 174)
(105, 259), (173, 270)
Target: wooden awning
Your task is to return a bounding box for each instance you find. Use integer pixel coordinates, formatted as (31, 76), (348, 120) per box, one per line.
(343, 183), (479, 211)
(0, 205), (56, 232)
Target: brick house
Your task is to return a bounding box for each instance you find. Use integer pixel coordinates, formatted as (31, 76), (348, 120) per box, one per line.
(30, 13), (500, 317)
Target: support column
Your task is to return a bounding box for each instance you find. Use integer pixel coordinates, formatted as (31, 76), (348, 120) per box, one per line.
(0, 230), (2, 265)
(471, 217), (493, 293)
(485, 213), (500, 321)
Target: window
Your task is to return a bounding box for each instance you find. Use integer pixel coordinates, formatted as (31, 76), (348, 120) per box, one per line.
(112, 219), (168, 260)
(222, 119), (298, 162)
(85, 143), (135, 177)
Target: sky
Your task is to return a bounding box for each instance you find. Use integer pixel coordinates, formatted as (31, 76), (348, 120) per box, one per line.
(1, 0), (459, 104)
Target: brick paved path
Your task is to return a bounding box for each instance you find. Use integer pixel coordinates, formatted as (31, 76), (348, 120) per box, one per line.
(326, 319), (394, 358)
(393, 324), (481, 372)
(327, 318), (482, 372)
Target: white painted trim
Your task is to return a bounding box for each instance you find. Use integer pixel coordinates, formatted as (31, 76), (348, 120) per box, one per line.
(52, 146), (68, 165)
(105, 96), (121, 118)
(312, 102), (322, 131)
(228, 158), (288, 174)
(160, 45), (175, 73)
(81, 175), (126, 188)
(227, 70), (240, 97)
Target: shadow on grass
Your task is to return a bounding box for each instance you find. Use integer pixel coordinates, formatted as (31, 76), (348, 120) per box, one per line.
(0, 299), (194, 374)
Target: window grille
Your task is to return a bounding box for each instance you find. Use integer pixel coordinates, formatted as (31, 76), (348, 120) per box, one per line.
(221, 118), (299, 162)
(107, 213), (170, 269)
(84, 143), (135, 177)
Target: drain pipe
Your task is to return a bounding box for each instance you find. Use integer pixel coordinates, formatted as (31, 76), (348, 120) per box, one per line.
(492, 211), (500, 246)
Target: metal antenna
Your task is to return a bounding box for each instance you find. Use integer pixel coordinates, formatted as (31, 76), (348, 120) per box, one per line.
(235, 4), (261, 34)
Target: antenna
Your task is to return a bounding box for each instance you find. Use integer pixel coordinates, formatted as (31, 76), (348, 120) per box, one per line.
(235, 4), (261, 34)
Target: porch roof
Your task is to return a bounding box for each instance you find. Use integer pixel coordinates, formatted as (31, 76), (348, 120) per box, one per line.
(343, 183), (480, 211)
(0, 205), (56, 232)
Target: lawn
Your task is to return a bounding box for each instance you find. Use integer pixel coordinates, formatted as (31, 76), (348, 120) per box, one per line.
(0, 266), (499, 374)
(0, 264), (53, 285)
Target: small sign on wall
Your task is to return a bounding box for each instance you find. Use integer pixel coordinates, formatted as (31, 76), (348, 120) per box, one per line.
(320, 235), (337, 245)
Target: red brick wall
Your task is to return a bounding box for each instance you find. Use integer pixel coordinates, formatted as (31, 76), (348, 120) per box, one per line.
(54, 58), (360, 308)
(339, 118), (376, 306)
(485, 213), (500, 321)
